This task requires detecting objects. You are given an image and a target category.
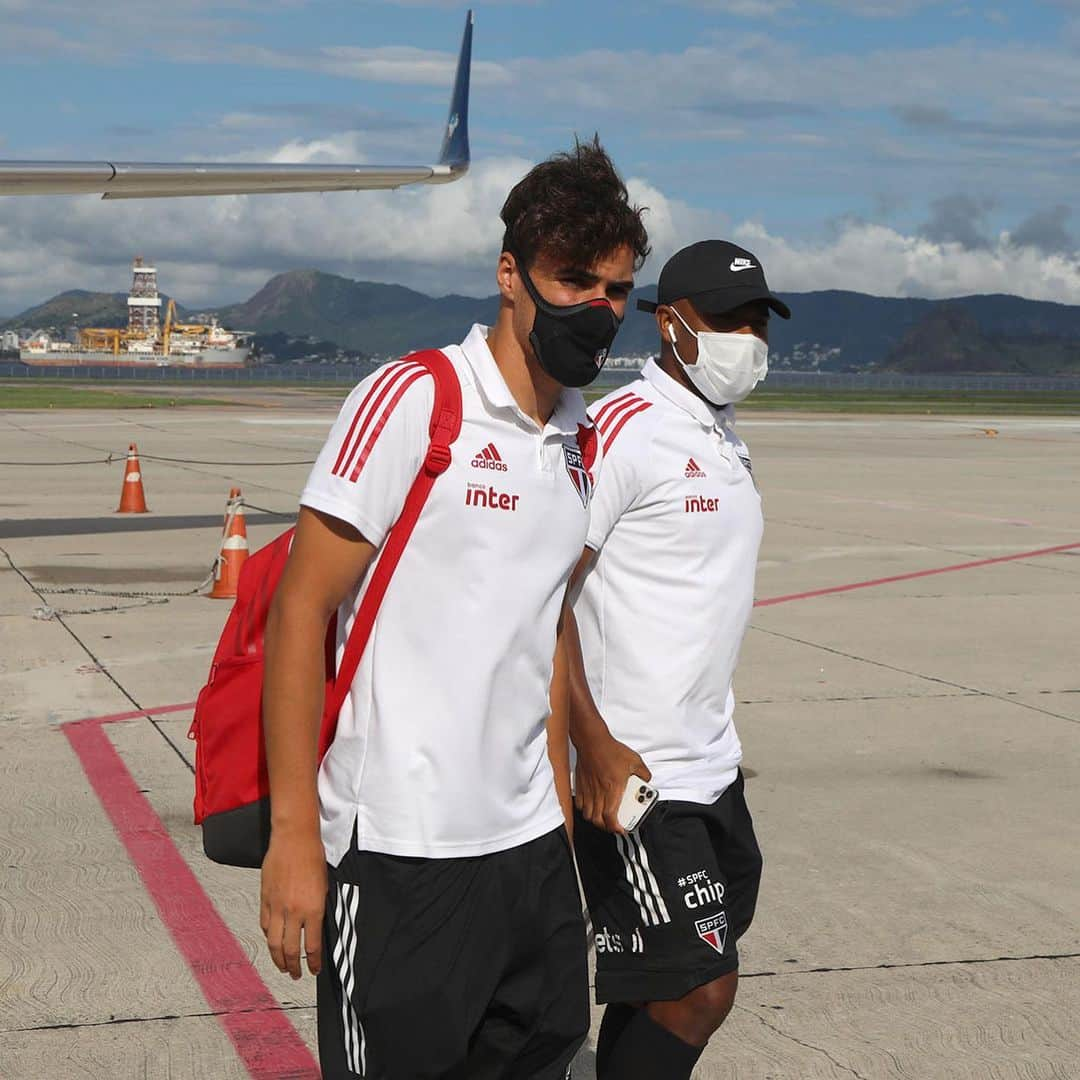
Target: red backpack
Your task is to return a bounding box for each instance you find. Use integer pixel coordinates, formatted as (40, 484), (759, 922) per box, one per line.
(189, 350), (462, 867)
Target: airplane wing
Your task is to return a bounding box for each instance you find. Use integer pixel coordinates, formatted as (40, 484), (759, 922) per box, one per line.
(0, 11), (472, 199)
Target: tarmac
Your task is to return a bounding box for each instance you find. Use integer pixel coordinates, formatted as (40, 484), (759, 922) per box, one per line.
(1, 398), (1078, 1079)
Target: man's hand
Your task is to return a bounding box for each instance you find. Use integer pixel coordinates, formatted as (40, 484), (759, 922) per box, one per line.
(574, 730), (652, 834)
(260, 829), (328, 980)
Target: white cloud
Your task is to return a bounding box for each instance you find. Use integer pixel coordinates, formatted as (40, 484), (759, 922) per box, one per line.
(681, 0), (948, 16)
(367, 0), (538, 5)
(2, 2), (505, 91)
(266, 133), (372, 165)
(0, 156), (532, 310)
(735, 219), (1080, 302)
(625, 177), (730, 281)
(824, 0), (944, 14)
(2, 0), (283, 55)
(202, 43), (511, 88)
(684, 0), (795, 15)
(2, 149), (1078, 316)
(510, 38), (1080, 123)
(317, 45), (482, 86)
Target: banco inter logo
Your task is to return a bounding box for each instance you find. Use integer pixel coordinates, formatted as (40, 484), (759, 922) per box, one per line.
(465, 482), (520, 512)
(685, 496), (720, 513)
(472, 442), (508, 472)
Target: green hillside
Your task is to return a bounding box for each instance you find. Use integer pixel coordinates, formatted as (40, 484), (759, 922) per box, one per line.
(214, 270), (496, 356)
(6, 271), (1080, 373)
(2, 290), (187, 333)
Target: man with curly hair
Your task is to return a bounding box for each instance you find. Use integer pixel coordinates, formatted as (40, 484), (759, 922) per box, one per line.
(259, 137), (648, 1079)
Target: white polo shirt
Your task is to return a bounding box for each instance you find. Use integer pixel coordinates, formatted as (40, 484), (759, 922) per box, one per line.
(300, 325), (601, 864)
(574, 359), (763, 805)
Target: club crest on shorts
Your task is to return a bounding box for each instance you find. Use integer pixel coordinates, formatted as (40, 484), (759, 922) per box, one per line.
(695, 912), (728, 954)
(563, 443), (593, 508)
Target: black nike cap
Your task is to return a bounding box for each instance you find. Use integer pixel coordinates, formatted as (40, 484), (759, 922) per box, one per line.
(637, 240), (791, 320)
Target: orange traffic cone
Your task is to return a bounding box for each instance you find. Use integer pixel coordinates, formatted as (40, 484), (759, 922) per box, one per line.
(117, 443), (149, 513)
(209, 489), (249, 599)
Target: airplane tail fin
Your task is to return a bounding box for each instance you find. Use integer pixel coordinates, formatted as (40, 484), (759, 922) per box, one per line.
(437, 10), (472, 171)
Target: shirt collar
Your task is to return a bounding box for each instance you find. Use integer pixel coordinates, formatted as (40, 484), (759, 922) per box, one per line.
(641, 358), (733, 430)
(460, 323), (583, 437)
(545, 391), (587, 437)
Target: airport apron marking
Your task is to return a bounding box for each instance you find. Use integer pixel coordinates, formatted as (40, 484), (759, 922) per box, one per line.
(58, 536), (1080, 1079)
(63, 714), (319, 1080)
(754, 540), (1080, 608)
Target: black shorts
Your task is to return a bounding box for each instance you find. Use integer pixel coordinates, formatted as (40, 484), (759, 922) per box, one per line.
(574, 771), (762, 1004)
(317, 825), (588, 1080)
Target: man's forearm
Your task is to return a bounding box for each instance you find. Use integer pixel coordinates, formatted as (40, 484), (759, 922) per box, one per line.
(548, 616), (575, 835)
(263, 598), (330, 837)
(563, 604), (614, 749)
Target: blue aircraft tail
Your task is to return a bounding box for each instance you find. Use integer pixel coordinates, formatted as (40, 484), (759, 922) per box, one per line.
(438, 10), (472, 169)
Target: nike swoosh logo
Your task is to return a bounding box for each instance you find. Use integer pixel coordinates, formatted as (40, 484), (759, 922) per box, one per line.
(730, 261), (757, 272)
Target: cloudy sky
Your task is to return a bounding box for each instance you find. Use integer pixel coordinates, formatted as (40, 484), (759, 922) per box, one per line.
(2, 0), (1080, 313)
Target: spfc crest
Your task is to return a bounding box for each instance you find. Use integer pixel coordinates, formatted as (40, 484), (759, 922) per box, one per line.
(563, 443), (593, 508)
(695, 912), (728, 955)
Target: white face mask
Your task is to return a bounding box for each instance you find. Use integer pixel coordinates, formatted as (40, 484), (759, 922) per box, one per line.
(668, 307), (768, 406)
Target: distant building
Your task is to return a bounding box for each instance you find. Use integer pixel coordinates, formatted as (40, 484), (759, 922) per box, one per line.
(1, 329), (21, 353)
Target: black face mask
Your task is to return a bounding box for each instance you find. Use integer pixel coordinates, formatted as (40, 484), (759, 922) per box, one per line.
(515, 257), (622, 388)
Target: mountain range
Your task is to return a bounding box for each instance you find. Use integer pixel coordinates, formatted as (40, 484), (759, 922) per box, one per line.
(5, 269), (1080, 373)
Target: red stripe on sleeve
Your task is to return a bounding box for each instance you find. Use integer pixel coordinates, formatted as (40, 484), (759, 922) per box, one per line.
(602, 401), (652, 455)
(597, 394), (649, 436)
(331, 362), (411, 476)
(592, 392), (638, 433)
(348, 369), (430, 482)
(334, 362), (422, 478)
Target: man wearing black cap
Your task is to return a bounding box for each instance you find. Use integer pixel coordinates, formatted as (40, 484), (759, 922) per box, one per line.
(566, 241), (790, 1079)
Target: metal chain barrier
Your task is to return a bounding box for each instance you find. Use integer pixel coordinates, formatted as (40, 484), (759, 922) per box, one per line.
(239, 498), (296, 518)
(5, 437), (301, 615)
(34, 498), (243, 619)
(134, 452), (316, 466)
(35, 570), (218, 618)
(33, 598), (171, 619)
(0, 453), (119, 467)
(1, 451), (315, 467)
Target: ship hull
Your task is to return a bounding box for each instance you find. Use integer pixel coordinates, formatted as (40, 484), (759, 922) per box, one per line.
(19, 346), (251, 369)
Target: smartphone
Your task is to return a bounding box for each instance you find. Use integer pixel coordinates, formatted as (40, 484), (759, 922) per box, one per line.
(616, 775), (660, 833)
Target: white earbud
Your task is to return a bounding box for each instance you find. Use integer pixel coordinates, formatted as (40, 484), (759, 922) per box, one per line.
(668, 324), (677, 344)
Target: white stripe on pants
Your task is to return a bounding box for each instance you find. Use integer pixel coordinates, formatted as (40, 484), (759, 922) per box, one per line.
(332, 882), (367, 1076)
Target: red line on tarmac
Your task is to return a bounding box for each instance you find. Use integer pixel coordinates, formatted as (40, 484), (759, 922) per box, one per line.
(57, 536), (1077, 1078)
(755, 540), (1080, 608)
(63, 718), (318, 1080)
(64, 700), (197, 727)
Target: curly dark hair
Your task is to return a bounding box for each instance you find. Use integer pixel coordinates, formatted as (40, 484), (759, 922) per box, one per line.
(500, 135), (650, 273)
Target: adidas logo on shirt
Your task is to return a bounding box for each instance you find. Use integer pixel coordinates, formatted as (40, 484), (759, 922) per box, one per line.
(685, 458), (707, 479)
(472, 442), (508, 472)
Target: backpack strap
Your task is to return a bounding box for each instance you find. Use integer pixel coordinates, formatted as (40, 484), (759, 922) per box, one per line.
(320, 349), (463, 749)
